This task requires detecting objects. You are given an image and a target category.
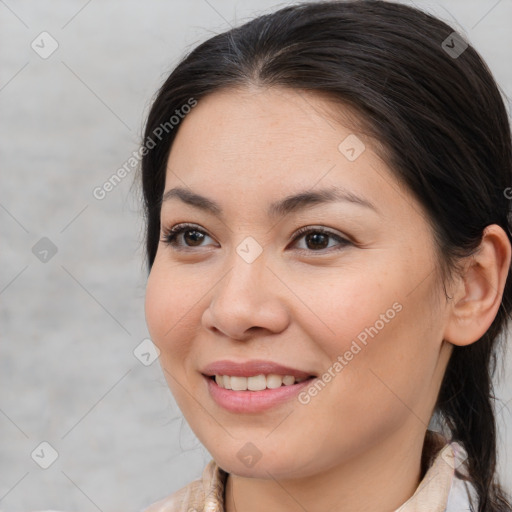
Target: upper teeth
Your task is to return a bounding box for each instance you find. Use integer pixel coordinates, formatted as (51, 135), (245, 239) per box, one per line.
(214, 374), (308, 391)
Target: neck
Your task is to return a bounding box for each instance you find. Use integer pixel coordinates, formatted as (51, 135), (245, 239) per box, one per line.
(224, 426), (428, 512)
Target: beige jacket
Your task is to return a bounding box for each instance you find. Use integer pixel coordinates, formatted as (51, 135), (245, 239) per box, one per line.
(143, 431), (478, 512)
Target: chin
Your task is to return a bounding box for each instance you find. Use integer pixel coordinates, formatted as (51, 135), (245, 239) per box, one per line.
(214, 450), (311, 480)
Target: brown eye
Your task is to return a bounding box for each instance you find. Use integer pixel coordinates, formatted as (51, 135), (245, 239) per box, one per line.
(161, 224), (215, 249)
(304, 232), (330, 250)
(182, 229), (205, 246)
(291, 227), (351, 253)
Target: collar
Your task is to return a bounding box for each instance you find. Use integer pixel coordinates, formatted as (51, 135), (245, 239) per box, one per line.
(152, 430), (477, 512)
(396, 432), (477, 511)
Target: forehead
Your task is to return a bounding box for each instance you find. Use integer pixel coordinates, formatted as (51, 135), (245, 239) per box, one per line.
(163, 86), (417, 226)
(168, 87), (375, 182)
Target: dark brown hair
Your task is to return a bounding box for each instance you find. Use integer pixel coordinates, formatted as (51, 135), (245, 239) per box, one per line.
(137, 1), (512, 509)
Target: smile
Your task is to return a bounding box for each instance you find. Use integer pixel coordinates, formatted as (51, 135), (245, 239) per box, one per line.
(212, 374), (311, 391)
(203, 374), (317, 413)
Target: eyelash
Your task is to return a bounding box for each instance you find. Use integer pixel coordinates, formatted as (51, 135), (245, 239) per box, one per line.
(160, 222), (351, 254)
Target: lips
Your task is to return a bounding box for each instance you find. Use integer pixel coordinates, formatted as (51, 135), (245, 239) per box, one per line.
(204, 373), (317, 413)
(200, 359), (316, 379)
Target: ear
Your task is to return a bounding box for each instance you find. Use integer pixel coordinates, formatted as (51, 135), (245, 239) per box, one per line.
(443, 224), (511, 346)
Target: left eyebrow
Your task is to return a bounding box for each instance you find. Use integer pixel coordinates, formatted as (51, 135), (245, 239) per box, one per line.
(161, 185), (379, 219)
(267, 186), (379, 218)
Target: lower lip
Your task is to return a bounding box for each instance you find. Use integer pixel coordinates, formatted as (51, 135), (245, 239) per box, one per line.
(203, 375), (316, 413)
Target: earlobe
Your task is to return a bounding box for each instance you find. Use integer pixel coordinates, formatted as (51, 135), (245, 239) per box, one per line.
(443, 224), (511, 347)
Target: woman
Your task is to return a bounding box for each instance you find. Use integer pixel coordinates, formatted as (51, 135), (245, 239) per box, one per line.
(139, 1), (512, 510)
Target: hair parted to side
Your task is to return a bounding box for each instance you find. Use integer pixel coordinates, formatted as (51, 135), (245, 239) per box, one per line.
(137, 1), (512, 509)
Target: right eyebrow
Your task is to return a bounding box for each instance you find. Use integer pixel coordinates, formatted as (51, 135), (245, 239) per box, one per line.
(161, 184), (379, 220)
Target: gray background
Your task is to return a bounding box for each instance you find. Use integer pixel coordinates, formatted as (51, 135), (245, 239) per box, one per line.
(0, 1), (511, 511)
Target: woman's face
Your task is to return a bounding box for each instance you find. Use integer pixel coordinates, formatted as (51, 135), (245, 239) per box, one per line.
(145, 86), (453, 478)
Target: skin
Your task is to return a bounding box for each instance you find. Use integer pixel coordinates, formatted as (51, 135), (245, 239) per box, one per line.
(144, 85), (511, 512)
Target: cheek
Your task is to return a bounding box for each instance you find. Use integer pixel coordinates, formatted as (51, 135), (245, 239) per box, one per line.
(308, 258), (434, 359)
(144, 265), (171, 345)
(327, 289), (441, 432)
(296, 262), (441, 407)
(289, 265), (404, 358)
(144, 260), (201, 360)
(145, 262), (206, 411)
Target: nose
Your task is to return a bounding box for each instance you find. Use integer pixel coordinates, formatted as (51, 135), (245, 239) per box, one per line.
(201, 250), (290, 341)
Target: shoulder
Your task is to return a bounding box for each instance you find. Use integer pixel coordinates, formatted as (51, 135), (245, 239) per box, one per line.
(141, 459), (228, 512)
